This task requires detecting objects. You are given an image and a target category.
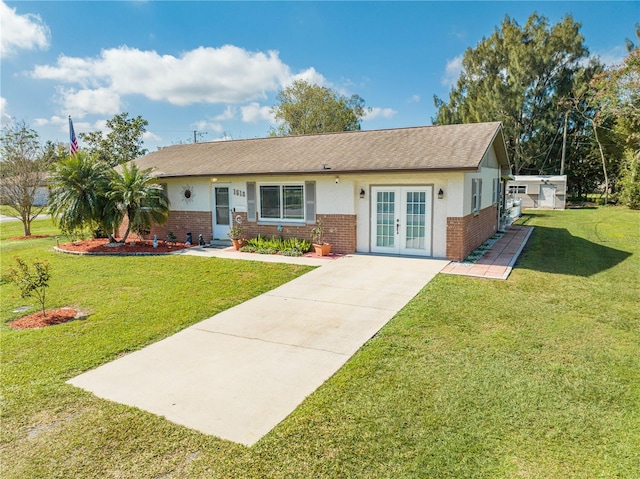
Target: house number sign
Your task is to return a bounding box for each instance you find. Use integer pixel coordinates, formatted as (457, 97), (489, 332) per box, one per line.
(233, 188), (245, 197)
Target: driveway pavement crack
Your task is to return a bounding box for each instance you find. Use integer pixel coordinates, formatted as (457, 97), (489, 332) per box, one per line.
(190, 328), (350, 356)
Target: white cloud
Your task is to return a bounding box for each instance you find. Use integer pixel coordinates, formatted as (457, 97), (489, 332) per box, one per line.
(0, 96), (12, 125)
(143, 131), (162, 142)
(0, 1), (50, 58)
(408, 94), (421, 103)
(214, 106), (236, 121)
(31, 45), (317, 117)
(32, 115), (103, 135)
(55, 86), (121, 118)
(288, 67), (328, 87)
(442, 55), (463, 86)
(192, 120), (224, 133)
(363, 107), (397, 121)
(211, 134), (234, 142)
(241, 102), (274, 123)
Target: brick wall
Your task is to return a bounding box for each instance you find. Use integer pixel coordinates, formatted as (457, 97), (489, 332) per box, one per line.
(117, 211), (213, 243)
(236, 212), (357, 254)
(446, 205), (498, 261)
(118, 211), (357, 253)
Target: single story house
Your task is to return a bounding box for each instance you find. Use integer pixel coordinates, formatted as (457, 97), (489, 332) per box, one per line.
(126, 122), (511, 261)
(507, 175), (567, 210)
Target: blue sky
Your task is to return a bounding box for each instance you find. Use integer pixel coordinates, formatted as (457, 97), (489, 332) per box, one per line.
(1, 1), (638, 152)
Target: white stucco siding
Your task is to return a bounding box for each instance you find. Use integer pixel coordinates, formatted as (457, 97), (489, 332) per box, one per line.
(462, 146), (501, 216)
(315, 177), (355, 215)
(351, 172), (461, 258)
(218, 175), (349, 217)
(482, 144), (500, 169)
(162, 178), (211, 212)
(159, 169), (486, 259)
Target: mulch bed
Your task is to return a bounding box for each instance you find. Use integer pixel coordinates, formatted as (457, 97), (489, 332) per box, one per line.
(56, 238), (194, 255)
(9, 308), (80, 330)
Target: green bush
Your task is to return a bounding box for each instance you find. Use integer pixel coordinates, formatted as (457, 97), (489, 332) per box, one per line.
(241, 235), (312, 256)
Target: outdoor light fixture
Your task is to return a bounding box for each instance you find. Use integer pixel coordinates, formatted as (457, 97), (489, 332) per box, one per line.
(438, 188), (444, 199)
(335, 176), (340, 184)
(360, 188), (366, 198)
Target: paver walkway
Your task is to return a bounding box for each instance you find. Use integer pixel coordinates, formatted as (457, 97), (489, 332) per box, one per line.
(68, 254), (449, 446)
(441, 225), (533, 279)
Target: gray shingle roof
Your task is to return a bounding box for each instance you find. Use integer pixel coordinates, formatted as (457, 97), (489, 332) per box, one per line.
(131, 122), (508, 178)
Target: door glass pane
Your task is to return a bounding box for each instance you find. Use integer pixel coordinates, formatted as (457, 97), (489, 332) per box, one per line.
(376, 191), (395, 247)
(283, 185), (304, 219)
(405, 191), (426, 249)
(260, 185), (280, 218)
(215, 187), (230, 225)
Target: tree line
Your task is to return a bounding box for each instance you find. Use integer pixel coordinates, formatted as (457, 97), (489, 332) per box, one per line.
(433, 13), (639, 207)
(0, 114), (166, 239)
(1, 12), (638, 239)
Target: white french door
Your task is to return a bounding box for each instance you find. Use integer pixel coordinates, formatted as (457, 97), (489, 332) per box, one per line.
(212, 184), (231, 239)
(370, 186), (432, 256)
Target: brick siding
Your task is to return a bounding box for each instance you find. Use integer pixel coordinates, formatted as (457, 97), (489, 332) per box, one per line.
(238, 213), (357, 254)
(118, 211), (357, 253)
(446, 205), (498, 261)
(117, 211), (213, 243)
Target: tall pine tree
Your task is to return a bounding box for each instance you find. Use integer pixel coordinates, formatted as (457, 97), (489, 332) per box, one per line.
(433, 13), (595, 175)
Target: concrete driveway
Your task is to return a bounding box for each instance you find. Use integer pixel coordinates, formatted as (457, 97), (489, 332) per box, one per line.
(68, 254), (449, 446)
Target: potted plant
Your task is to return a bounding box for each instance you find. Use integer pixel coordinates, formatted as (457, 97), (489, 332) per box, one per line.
(227, 225), (247, 250)
(311, 221), (332, 256)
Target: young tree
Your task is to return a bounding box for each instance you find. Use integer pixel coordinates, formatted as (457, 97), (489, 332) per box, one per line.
(48, 151), (120, 239)
(0, 121), (48, 236)
(433, 13), (592, 175)
(79, 112), (149, 167)
(109, 163), (169, 243)
(271, 80), (367, 136)
(8, 257), (51, 317)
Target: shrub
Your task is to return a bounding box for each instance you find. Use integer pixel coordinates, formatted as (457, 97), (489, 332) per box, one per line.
(243, 235), (312, 256)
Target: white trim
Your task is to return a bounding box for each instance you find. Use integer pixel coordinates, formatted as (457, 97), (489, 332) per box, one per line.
(370, 185), (433, 256)
(257, 182), (306, 223)
(212, 183), (232, 239)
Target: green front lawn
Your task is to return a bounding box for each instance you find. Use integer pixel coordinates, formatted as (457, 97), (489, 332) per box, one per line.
(1, 208), (639, 478)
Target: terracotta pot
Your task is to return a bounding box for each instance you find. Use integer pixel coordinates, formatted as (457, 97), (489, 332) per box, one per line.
(313, 243), (332, 256)
(232, 239), (247, 250)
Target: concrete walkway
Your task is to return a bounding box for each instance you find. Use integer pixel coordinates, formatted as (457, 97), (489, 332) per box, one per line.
(440, 225), (533, 280)
(68, 254), (449, 446)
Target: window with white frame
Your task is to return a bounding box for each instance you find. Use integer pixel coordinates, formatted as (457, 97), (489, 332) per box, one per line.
(508, 185), (527, 194)
(259, 184), (304, 221)
(472, 178), (482, 214)
(492, 178), (500, 205)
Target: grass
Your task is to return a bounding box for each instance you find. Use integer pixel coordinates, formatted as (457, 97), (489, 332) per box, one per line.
(1, 208), (639, 478)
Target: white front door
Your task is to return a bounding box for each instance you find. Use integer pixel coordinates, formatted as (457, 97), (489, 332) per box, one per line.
(212, 184), (231, 239)
(539, 184), (556, 208)
(370, 186), (432, 256)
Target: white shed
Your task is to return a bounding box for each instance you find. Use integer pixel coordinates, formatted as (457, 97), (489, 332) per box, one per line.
(507, 175), (567, 210)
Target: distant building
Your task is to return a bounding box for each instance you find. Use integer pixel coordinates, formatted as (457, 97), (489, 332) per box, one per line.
(506, 175), (567, 210)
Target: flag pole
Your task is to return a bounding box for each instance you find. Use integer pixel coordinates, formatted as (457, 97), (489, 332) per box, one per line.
(69, 116), (79, 156)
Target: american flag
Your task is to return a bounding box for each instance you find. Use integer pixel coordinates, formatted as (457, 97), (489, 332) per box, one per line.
(69, 116), (79, 156)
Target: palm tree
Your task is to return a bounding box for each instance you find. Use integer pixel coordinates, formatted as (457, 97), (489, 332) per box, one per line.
(109, 163), (169, 243)
(48, 152), (120, 238)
